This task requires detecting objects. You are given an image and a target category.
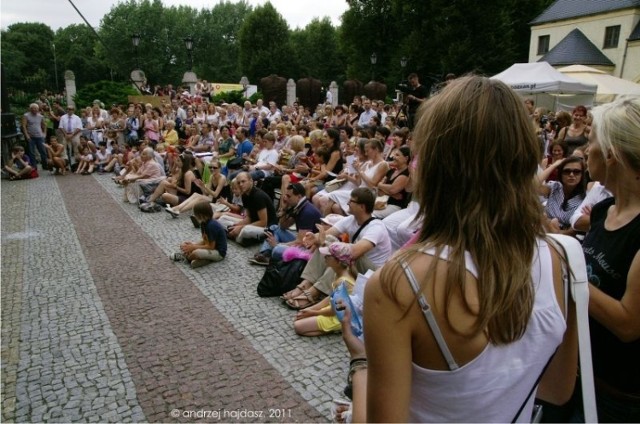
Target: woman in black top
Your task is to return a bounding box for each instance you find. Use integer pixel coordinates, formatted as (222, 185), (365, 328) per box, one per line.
(581, 97), (640, 422)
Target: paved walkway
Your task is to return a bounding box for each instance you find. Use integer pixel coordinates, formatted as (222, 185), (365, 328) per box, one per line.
(1, 172), (348, 422)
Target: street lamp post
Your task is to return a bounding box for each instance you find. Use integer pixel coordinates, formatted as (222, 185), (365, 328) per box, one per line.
(184, 36), (194, 71)
(52, 43), (59, 92)
(400, 56), (408, 81)
(370, 52), (377, 82)
(131, 33), (141, 69)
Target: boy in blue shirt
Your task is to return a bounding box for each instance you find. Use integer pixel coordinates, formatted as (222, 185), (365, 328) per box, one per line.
(171, 201), (227, 268)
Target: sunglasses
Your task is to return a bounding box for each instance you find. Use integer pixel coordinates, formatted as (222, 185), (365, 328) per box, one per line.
(209, 166), (219, 170)
(562, 169), (582, 176)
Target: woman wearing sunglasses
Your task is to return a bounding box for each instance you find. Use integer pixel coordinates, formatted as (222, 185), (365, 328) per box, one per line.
(538, 156), (587, 234)
(165, 160), (228, 217)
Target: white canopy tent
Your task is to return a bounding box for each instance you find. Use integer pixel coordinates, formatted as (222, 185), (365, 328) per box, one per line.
(557, 65), (640, 104)
(491, 62), (597, 111)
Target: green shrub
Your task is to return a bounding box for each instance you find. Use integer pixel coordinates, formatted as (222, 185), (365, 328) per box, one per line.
(73, 81), (139, 109)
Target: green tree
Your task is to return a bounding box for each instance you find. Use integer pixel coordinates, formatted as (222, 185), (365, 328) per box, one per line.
(1, 22), (56, 91)
(291, 18), (346, 85)
(238, 2), (294, 82)
(195, 1), (252, 83)
(73, 80), (139, 109)
(98, 0), (198, 85)
(54, 25), (110, 87)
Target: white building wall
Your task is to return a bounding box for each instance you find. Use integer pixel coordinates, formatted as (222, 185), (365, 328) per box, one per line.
(529, 9), (640, 79)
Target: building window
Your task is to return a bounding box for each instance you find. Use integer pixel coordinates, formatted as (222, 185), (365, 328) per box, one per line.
(604, 25), (621, 49)
(537, 35), (550, 55)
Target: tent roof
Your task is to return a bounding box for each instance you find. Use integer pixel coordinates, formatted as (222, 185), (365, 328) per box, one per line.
(491, 62), (597, 95)
(531, 0), (640, 25)
(558, 65), (640, 99)
(539, 29), (615, 66)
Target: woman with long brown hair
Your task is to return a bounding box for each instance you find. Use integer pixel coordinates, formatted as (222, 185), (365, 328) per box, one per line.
(346, 76), (578, 422)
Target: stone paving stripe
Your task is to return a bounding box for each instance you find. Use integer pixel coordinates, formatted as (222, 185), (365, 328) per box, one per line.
(56, 175), (324, 423)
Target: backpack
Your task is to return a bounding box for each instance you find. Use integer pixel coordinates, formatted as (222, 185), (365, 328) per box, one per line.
(257, 258), (307, 297)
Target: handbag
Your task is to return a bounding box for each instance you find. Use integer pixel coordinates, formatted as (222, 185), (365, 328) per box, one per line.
(227, 156), (244, 170)
(324, 178), (347, 193)
(374, 195), (389, 210)
(512, 235), (597, 423)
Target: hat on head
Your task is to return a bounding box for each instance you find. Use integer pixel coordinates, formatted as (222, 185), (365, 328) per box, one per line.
(320, 214), (344, 227)
(319, 242), (354, 265)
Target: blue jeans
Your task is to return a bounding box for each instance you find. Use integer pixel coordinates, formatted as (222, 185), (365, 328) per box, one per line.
(259, 224), (296, 261)
(29, 137), (47, 166)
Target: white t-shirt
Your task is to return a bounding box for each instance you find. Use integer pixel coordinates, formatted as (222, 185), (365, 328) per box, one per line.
(255, 148), (279, 178)
(333, 215), (392, 268)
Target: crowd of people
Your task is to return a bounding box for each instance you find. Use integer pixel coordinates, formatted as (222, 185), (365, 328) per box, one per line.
(11, 75), (639, 423)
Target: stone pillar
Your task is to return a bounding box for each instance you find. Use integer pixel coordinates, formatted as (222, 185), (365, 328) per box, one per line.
(239, 76), (249, 99)
(286, 78), (296, 106)
(130, 69), (146, 94)
(64, 70), (76, 108)
(182, 71), (198, 94)
(329, 81), (338, 107)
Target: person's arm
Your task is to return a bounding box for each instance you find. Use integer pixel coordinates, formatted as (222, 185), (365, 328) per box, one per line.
(21, 116), (30, 141)
(350, 239), (375, 261)
(378, 174), (408, 196)
(177, 171), (196, 196)
(536, 247), (578, 405)
(364, 269), (414, 422)
(588, 251), (640, 342)
(40, 116), (46, 135)
(359, 161), (388, 188)
(537, 159), (563, 190)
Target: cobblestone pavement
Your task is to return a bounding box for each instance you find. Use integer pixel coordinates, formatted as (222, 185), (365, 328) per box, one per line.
(2, 172), (348, 423)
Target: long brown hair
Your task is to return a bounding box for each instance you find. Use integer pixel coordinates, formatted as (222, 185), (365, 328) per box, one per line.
(383, 76), (545, 344)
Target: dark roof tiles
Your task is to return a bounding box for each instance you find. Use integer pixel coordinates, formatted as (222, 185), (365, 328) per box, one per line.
(629, 19), (640, 40)
(539, 28), (615, 66)
(532, 0), (640, 25)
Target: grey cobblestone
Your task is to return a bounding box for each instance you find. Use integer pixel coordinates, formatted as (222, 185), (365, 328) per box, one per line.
(2, 177), (143, 422)
(96, 174), (346, 419)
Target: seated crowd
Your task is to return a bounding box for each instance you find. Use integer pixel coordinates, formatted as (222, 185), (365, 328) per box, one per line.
(17, 81), (639, 423)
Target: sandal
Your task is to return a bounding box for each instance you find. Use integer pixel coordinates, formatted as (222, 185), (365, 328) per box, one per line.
(285, 289), (321, 310)
(281, 281), (312, 301)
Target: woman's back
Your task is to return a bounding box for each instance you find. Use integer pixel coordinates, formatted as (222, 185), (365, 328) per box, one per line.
(405, 240), (565, 422)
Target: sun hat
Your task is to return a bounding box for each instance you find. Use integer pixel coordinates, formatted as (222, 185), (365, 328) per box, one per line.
(319, 242), (354, 265)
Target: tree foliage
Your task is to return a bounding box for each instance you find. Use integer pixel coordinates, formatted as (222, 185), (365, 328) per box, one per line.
(291, 18), (346, 85)
(73, 81), (139, 109)
(238, 2), (294, 82)
(1, 0), (555, 98)
(1, 23), (56, 91)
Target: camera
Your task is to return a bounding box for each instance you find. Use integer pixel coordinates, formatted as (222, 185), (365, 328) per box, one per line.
(396, 81), (411, 94)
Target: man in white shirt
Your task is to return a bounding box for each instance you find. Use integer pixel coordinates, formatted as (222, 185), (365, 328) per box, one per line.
(256, 99), (270, 116)
(285, 187), (392, 309)
(58, 105), (84, 163)
(266, 102), (282, 123)
(244, 132), (279, 180)
(357, 98), (378, 128)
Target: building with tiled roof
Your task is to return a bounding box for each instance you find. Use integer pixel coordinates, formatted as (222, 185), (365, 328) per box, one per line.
(529, 0), (640, 82)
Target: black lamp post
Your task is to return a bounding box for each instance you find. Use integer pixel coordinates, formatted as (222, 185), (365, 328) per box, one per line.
(131, 34), (140, 69)
(184, 36), (194, 71)
(400, 56), (408, 81)
(370, 52), (377, 82)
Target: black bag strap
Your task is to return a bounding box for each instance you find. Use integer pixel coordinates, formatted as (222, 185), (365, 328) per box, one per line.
(352, 216), (376, 242)
(511, 349), (557, 423)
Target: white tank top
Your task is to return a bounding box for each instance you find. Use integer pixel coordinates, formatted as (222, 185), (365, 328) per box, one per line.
(404, 239), (566, 423)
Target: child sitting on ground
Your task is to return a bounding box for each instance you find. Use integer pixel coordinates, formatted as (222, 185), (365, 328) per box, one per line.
(293, 241), (356, 336)
(75, 144), (94, 175)
(94, 141), (111, 173)
(171, 200), (227, 268)
(2, 146), (36, 180)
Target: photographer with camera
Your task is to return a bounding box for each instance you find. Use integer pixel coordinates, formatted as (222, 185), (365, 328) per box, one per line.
(398, 73), (428, 129)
